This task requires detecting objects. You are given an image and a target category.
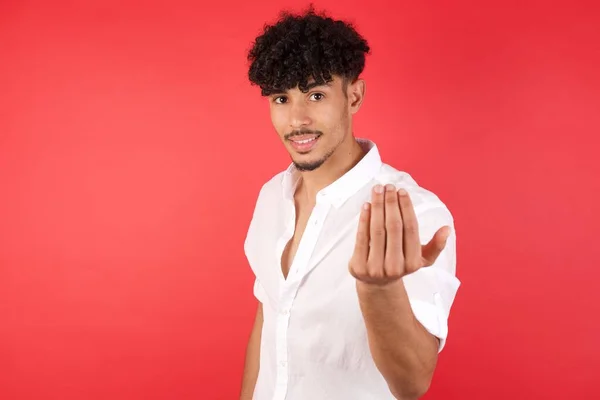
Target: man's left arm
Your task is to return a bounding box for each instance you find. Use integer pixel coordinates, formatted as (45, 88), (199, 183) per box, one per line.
(349, 184), (459, 400)
(357, 279), (439, 400)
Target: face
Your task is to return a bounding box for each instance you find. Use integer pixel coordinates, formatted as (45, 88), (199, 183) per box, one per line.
(268, 75), (365, 172)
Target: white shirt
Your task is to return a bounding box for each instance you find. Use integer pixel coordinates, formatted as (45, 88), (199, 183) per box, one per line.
(244, 139), (460, 400)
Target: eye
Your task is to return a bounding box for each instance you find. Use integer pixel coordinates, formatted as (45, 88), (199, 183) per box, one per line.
(273, 96), (287, 104)
(309, 93), (325, 101)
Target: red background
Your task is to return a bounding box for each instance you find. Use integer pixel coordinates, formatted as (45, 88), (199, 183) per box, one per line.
(1, 1), (599, 399)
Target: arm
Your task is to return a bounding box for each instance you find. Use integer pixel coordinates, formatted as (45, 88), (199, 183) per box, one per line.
(349, 184), (453, 399)
(357, 280), (438, 400)
(239, 302), (263, 400)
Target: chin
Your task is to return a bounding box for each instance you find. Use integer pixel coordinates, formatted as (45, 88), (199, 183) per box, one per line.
(292, 152), (330, 172)
(287, 139), (336, 172)
(293, 160), (325, 172)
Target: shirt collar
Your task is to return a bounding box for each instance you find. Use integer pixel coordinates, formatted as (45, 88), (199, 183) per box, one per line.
(282, 138), (382, 208)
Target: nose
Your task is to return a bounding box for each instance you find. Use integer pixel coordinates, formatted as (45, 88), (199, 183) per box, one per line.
(289, 102), (312, 129)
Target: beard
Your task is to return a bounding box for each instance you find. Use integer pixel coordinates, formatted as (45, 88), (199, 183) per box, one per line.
(293, 158), (326, 172)
(286, 108), (349, 172)
(292, 151), (333, 172)
(292, 146), (335, 171)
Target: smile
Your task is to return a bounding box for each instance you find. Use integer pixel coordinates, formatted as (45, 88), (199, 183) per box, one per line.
(296, 138), (316, 144)
(289, 135), (320, 152)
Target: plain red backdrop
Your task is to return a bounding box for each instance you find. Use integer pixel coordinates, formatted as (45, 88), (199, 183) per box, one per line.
(1, 0), (599, 399)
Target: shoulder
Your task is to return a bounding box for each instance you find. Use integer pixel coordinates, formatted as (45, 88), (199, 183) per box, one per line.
(252, 169), (287, 207)
(244, 170), (285, 243)
(245, 168), (291, 226)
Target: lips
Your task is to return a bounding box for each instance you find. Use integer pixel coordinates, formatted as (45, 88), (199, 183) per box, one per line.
(288, 134), (320, 152)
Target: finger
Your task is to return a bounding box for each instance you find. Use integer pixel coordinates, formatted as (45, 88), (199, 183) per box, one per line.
(398, 189), (421, 272)
(367, 184), (385, 276)
(351, 202), (371, 272)
(421, 226), (451, 266)
(384, 184), (403, 277)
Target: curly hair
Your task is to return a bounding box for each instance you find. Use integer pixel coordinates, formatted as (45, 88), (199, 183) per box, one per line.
(247, 6), (371, 96)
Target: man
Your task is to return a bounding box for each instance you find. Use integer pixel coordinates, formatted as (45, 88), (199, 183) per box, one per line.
(240, 7), (460, 400)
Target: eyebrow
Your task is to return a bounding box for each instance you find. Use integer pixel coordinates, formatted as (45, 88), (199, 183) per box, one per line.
(269, 81), (332, 97)
(304, 81), (332, 91)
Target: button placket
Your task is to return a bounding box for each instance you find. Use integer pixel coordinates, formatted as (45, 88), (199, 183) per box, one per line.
(273, 201), (331, 400)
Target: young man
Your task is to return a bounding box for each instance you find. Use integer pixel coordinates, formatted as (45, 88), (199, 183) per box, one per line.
(240, 8), (460, 400)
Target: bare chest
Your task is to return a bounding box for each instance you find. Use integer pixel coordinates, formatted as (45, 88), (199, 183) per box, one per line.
(280, 205), (312, 279)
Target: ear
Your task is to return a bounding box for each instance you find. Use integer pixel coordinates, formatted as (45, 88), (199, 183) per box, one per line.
(347, 78), (366, 115)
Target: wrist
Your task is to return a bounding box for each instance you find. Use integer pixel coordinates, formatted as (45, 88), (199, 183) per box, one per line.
(356, 278), (405, 295)
(356, 279), (410, 309)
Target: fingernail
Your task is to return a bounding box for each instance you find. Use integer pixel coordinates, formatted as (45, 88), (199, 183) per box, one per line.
(443, 226), (451, 239)
(385, 184), (395, 192)
(398, 188), (407, 196)
(374, 185), (383, 194)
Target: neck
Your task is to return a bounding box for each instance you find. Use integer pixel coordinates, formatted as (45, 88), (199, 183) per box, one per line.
(297, 136), (366, 204)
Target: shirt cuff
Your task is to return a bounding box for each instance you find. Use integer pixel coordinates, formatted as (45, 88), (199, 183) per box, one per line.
(253, 278), (267, 303)
(408, 293), (451, 353)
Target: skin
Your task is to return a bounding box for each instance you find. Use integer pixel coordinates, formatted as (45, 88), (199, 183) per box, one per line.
(350, 185), (450, 399)
(268, 75), (367, 198)
(240, 74), (450, 400)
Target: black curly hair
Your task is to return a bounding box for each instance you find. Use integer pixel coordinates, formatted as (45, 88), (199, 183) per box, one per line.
(247, 6), (371, 96)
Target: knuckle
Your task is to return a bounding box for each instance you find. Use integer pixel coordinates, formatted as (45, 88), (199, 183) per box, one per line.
(367, 262), (384, 276)
(387, 219), (403, 232)
(386, 269), (402, 280)
(405, 260), (420, 271)
(372, 227), (386, 237)
(349, 258), (363, 271)
(405, 223), (418, 235)
(369, 270), (384, 280)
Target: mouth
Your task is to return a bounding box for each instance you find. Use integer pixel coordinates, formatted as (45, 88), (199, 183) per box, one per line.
(288, 134), (320, 153)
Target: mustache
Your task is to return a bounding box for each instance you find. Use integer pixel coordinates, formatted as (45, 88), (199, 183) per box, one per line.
(285, 129), (323, 140)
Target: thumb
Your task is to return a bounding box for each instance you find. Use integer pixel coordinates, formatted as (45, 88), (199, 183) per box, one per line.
(421, 226), (451, 266)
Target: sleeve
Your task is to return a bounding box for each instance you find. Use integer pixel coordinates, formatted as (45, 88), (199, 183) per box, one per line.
(402, 204), (461, 352)
(245, 181), (272, 305)
(253, 278), (268, 303)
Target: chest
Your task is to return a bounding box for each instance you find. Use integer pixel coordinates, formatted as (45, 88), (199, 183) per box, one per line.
(246, 193), (376, 362)
(265, 228), (372, 371)
(244, 185), (369, 307)
(280, 205), (312, 279)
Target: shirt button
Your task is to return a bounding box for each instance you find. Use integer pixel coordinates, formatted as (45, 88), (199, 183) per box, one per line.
(280, 360), (287, 367)
(280, 308), (289, 316)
